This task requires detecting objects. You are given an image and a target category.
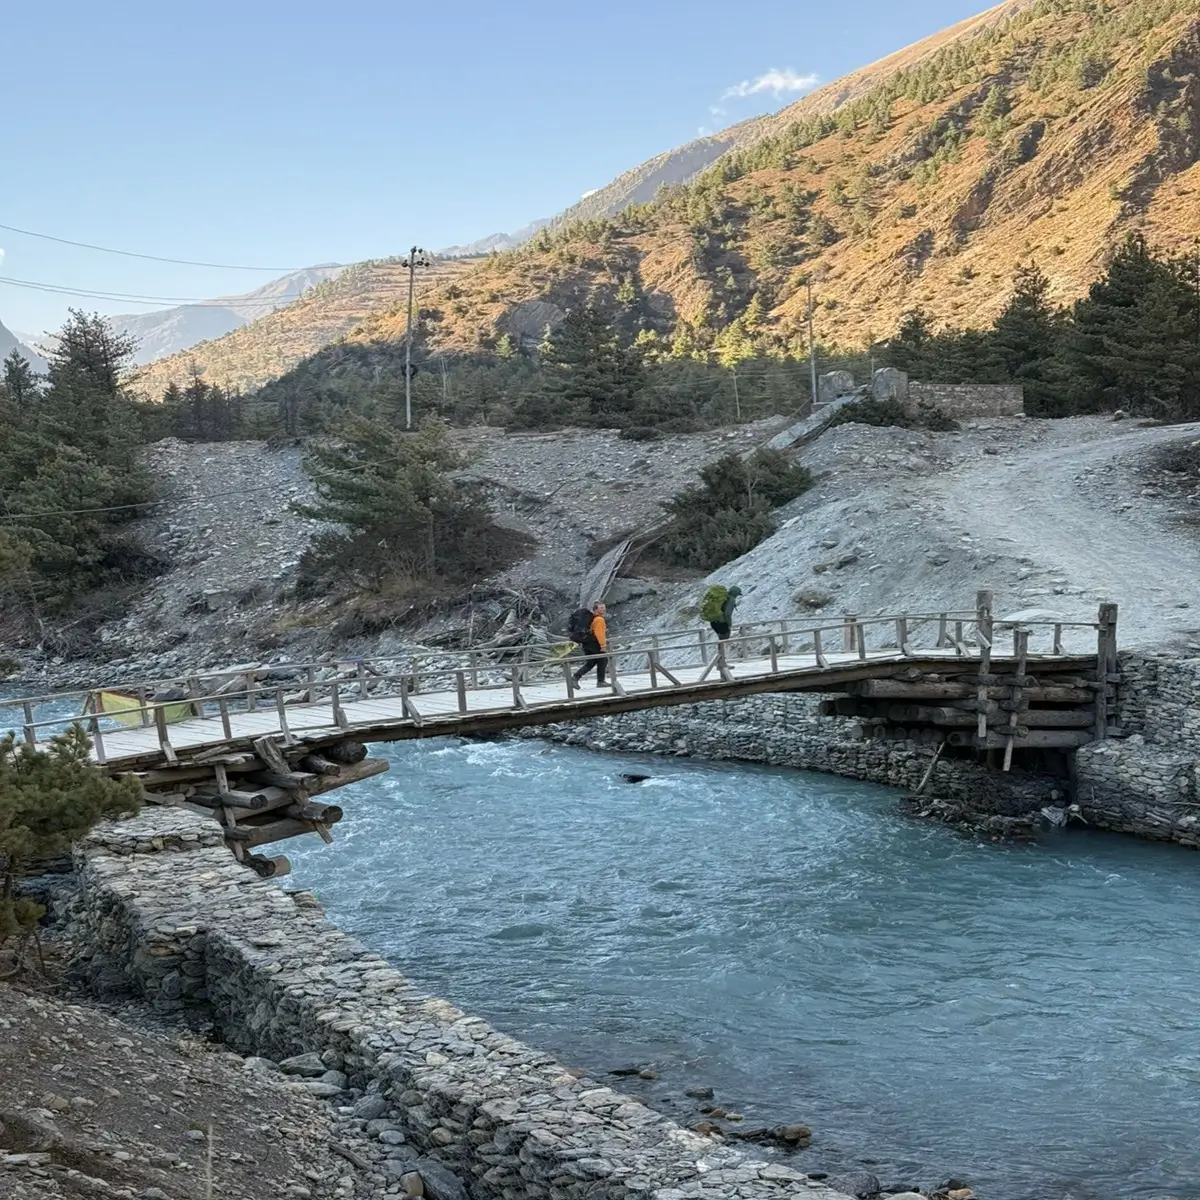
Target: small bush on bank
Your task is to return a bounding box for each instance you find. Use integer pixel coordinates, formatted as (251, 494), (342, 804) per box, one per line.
(826, 397), (960, 432)
(0, 726), (142, 950)
(657, 449), (813, 570)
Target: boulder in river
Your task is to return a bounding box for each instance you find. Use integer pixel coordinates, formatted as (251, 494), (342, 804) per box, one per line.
(608, 1063), (651, 1077)
(621, 772), (651, 783)
(825, 1170), (881, 1198)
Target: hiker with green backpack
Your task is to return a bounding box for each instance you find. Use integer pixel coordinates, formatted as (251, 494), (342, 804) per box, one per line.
(700, 583), (742, 642)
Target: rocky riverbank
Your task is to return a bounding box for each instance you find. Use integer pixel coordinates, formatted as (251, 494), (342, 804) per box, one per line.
(49, 806), (877, 1200)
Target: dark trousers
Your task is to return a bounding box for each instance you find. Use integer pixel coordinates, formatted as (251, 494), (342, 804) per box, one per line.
(709, 620), (731, 640)
(573, 634), (606, 685)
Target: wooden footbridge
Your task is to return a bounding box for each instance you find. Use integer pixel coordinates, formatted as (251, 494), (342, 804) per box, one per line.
(2, 592), (1119, 876)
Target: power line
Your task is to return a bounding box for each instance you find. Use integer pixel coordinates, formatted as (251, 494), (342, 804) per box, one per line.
(0, 220), (302, 271)
(0, 274), (343, 310)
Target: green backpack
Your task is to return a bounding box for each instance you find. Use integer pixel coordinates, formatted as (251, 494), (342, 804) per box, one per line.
(700, 584), (729, 623)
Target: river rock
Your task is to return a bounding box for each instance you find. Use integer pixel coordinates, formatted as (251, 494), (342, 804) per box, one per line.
(279, 1052), (325, 1077)
(413, 1160), (468, 1200)
(771, 1123), (813, 1146)
(296, 1081), (342, 1098)
(684, 1086), (714, 1100)
(826, 1169), (881, 1198)
(352, 1094), (389, 1120)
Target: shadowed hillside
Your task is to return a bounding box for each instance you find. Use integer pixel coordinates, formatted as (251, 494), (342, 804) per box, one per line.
(131, 256), (476, 397)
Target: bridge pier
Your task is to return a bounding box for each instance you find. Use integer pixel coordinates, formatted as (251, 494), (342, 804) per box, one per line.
(814, 600), (1120, 772)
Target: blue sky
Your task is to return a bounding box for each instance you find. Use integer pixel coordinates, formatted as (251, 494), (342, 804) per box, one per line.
(1, 0), (994, 336)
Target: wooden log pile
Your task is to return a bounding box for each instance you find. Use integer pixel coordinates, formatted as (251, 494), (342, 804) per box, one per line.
(121, 735), (389, 877)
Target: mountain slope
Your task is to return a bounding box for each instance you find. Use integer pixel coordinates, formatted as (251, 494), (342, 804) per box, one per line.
(130, 256), (477, 397)
(357, 0), (1198, 356)
(109, 265), (347, 365)
(0, 318), (47, 373)
(550, 0), (1036, 228)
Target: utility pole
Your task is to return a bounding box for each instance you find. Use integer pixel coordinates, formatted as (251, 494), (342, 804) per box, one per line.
(806, 277), (819, 409)
(402, 246), (433, 429)
(731, 364), (741, 421)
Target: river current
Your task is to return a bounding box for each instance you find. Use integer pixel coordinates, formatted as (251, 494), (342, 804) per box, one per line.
(276, 737), (1200, 1200)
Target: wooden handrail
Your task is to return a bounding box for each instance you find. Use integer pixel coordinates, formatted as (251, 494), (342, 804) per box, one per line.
(0, 600), (1114, 756)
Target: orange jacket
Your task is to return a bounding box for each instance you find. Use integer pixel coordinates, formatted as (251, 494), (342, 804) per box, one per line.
(590, 613), (607, 650)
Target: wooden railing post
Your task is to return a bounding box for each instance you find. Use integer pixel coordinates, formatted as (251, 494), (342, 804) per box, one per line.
(1095, 601), (1119, 740)
(153, 703), (177, 764)
(812, 627), (828, 668)
(843, 614), (857, 654)
(22, 700), (37, 748)
(1002, 628), (1028, 772)
(975, 589), (994, 747)
(275, 687), (293, 744)
(331, 681), (348, 730)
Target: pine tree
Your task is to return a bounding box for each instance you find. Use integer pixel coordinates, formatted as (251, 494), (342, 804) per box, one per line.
(1, 349), (38, 407)
(884, 309), (938, 376)
(294, 416), (519, 589)
(0, 311), (154, 606)
(518, 307), (645, 428)
(990, 264), (1068, 415)
(1066, 235), (1199, 415)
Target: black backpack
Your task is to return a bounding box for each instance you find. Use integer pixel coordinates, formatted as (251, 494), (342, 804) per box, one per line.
(568, 607), (593, 643)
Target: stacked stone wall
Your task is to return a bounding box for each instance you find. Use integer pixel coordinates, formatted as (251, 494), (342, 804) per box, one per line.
(68, 809), (852, 1200)
(1072, 651), (1200, 846)
(909, 383), (1024, 418)
(525, 692), (1062, 816)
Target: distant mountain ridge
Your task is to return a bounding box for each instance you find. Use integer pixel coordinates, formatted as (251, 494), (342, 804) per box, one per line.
(0, 319), (47, 373)
(108, 265), (347, 365)
(438, 220), (552, 258)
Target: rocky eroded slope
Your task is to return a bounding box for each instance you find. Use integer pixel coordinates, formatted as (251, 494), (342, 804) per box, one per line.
(11, 411), (1200, 689)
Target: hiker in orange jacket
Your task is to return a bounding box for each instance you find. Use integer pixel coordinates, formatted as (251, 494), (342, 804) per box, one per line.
(572, 602), (608, 687)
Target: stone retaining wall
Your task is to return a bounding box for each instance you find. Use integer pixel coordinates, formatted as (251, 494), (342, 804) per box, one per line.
(1071, 651), (1200, 846)
(909, 383), (1024, 418)
(68, 808), (853, 1200)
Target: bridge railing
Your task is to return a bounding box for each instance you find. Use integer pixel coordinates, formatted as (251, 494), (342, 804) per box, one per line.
(0, 598), (1109, 766)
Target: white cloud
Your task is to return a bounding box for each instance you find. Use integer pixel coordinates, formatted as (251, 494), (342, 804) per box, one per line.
(581, 188), (599, 199)
(723, 68), (819, 100)
(0, 247), (5, 266)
